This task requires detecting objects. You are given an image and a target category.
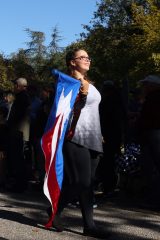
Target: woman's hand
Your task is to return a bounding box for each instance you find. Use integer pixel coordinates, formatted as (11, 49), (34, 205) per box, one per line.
(72, 72), (89, 95)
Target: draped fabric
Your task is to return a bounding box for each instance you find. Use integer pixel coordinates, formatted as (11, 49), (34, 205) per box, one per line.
(41, 69), (80, 228)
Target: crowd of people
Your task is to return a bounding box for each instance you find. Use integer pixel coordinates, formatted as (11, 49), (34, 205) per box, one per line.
(0, 79), (55, 193)
(0, 48), (160, 239)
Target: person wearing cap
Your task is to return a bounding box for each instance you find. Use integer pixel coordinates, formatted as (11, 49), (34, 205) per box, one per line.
(7, 77), (31, 193)
(137, 74), (160, 194)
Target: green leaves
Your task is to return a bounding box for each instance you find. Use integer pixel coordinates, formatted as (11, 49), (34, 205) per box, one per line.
(79, 0), (160, 87)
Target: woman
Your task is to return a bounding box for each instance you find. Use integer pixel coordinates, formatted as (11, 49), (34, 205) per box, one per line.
(48, 48), (109, 239)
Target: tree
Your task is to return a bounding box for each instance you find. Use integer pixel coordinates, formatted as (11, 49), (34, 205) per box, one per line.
(48, 25), (64, 55)
(10, 49), (35, 83)
(80, 0), (160, 87)
(131, 0), (160, 75)
(0, 54), (8, 89)
(25, 28), (46, 64)
(24, 28), (47, 81)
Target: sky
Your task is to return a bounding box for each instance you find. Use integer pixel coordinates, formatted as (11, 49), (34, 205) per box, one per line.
(0, 0), (98, 56)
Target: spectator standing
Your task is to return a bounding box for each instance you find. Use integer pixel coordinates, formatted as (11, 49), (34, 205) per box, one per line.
(137, 75), (160, 193)
(0, 105), (9, 191)
(99, 81), (126, 195)
(7, 77), (31, 193)
(31, 86), (55, 184)
(2, 91), (15, 120)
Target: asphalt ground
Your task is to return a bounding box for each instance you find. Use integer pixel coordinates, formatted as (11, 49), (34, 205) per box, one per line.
(0, 184), (160, 240)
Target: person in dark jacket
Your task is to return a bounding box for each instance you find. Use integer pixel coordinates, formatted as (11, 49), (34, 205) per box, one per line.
(137, 75), (160, 192)
(0, 106), (9, 191)
(7, 77), (31, 192)
(99, 81), (126, 195)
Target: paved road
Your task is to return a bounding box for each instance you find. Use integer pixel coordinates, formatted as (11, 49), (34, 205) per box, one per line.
(0, 185), (160, 240)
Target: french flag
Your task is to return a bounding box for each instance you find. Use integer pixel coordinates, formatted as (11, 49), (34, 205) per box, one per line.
(41, 69), (80, 228)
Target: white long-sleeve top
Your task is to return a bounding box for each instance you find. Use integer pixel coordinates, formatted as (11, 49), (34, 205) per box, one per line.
(70, 83), (103, 153)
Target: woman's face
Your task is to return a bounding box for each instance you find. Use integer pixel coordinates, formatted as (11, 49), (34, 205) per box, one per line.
(71, 50), (91, 74)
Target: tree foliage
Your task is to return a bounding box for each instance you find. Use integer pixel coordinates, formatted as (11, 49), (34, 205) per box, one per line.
(81, 0), (160, 87)
(1, 2), (160, 91)
(48, 25), (64, 55)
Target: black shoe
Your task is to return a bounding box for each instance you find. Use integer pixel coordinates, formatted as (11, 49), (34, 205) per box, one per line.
(83, 226), (111, 239)
(46, 207), (64, 232)
(52, 215), (64, 232)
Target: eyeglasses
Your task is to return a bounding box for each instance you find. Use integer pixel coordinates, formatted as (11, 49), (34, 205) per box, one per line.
(73, 56), (91, 62)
